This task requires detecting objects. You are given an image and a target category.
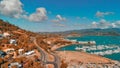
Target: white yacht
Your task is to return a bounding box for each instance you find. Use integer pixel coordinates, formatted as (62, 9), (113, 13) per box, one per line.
(97, 45), (105, 50)
(104, 50), (113, 55)
(75, 47), (86, 51)
(89, 47), (97, 50)
(98, 51), (105, 56)
(113, 49), (119, 53)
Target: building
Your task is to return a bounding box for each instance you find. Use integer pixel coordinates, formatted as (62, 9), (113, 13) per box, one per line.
(3, 48), (15, 54)
(3, 32), (10, 37)
(18, 49), (24, 55)
(8, 62), (22, 68)
(9, 39), (17, 45)
(24, 50), (35, 56)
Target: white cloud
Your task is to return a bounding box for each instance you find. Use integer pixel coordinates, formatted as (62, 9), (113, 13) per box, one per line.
(56, 15), (66, 21)
(76, 16), (87, 20)
(51, 19), (60, 23)
(116, 21), (120, 25)
(99, 19), (111, 28)
(91, 19), (120, 29)
(91, 19), (115, 29)
(53, 23), (66, 27)
(27, 8), (47, 22)
(92, 21), (98, 28)
(113, 21), (120, 27)
(0, 0), (24, 18)
(96, 11), (114, 18)
(111, 23), (117, 28)
(51, 14), (66, 23)
(0, 0), (48, 22)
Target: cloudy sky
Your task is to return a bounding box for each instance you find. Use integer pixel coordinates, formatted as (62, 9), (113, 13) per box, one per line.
(0, 0), (120, 32)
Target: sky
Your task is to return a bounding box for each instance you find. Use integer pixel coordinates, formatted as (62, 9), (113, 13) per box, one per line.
(0, 0), (120, 32)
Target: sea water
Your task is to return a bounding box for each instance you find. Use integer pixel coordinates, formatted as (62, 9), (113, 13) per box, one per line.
(58, 36), (120, 61)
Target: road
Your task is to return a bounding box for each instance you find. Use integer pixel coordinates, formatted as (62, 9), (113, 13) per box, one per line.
(48, 51), (60, 68)
(33, 37), (46, 67)
(32, 37), (60, 68)
(33, 38), (46, 61)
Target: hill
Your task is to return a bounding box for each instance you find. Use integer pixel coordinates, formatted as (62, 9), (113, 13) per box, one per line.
(0, 19), (50, 68)
(41, 28), (120, 36)
(0, 19), (72, 68)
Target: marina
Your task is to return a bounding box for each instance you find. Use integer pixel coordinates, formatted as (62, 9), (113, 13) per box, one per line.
(75, 45), (120, 56)
(59, 36), (120, 61)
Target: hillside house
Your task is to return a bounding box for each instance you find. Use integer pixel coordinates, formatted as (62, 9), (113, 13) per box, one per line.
(3, 48), (15, 54)
(18, 49), (24, 55)
(8, 62), (22, 68)
(9, 39), (17, 45)
(3, 32), (10, 37)
(24, 50), (35, 56)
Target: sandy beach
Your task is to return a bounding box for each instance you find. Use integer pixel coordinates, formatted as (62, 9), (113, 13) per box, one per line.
(56, 51), (114, 64)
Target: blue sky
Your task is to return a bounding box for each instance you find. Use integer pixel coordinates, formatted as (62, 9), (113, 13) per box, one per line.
(0, 0), (120, 32)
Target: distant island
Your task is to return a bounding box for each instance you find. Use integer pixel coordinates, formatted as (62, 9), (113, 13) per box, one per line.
(39, 28), (120, 37)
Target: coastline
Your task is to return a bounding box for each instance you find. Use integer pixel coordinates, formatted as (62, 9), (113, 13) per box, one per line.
(56, 51), (115, 64)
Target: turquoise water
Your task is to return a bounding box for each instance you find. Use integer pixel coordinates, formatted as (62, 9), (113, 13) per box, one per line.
(58, 36), (120, 61)
(67, 36), (120, 45)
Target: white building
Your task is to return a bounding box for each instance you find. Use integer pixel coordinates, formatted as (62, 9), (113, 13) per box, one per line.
(24, 50), (35, 56)
(8, 62), (22, 68)
(3, 48), (15, 54)
(18, 49), (24, 55)
(3, 32), (10, 37)
(9, 39), (17, 45)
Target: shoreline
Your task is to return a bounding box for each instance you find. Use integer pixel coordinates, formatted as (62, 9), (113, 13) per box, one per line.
(56, 51), (115, 64)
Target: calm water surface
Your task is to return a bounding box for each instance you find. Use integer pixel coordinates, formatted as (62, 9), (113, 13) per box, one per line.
(58, 36), (120, 61)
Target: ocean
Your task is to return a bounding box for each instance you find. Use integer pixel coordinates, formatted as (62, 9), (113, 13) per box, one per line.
(58, 36), (120, 61)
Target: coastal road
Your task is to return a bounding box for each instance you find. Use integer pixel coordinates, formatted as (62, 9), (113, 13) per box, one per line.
(45, 49), (60, 68)
(33, 38), (46, 61)
(32, 37), (60, 68)
(32, 37), (46, 67)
